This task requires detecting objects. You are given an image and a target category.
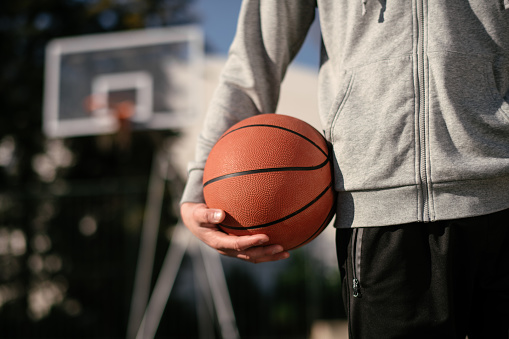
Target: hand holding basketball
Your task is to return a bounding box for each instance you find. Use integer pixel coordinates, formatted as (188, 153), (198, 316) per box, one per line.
(203, 114), (335, 251)
(180, 202), (290, 263)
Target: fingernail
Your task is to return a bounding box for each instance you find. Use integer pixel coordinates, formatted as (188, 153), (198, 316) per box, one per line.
(272, 245), (284, 255)
(213, 211), (222, 222)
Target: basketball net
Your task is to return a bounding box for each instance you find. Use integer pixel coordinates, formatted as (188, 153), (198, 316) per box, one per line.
(113, 101), (134, 150)
(83, 94), (134, 150)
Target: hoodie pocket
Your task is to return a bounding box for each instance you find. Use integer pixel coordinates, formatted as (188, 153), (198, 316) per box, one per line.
(428, 52), (509, 183)
(328, 57), (416, 192)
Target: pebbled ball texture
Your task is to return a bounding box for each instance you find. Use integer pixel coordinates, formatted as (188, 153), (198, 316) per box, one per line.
(203, 114), (336, 251)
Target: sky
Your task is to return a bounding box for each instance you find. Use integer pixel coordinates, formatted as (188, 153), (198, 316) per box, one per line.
(194, 0), (321, 68)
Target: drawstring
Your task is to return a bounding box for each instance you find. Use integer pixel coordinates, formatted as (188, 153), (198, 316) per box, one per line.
(362, 0), (388, 21)
(505, 0), (509, 10)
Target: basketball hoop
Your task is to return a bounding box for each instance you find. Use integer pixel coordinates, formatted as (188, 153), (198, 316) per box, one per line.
(113, 100), (134, 150)
(83, 93), (108, 113)
(83, 94), (134, 150)
(43, 26), (204, 138)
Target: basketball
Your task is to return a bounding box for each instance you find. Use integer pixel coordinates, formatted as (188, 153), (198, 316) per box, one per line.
(203, 114), (336, 251)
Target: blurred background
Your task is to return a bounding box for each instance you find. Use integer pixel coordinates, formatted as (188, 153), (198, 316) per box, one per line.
(0, 0), (346, 338)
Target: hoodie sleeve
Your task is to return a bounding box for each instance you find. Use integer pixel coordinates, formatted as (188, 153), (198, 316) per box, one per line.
(180, 0), (317, 205)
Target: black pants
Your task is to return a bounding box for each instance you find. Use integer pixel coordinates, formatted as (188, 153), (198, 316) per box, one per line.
(336, 208), (509, 339)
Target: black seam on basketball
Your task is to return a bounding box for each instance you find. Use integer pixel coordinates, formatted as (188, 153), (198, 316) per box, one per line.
(203, 158), (330, 187)
(286, 186), (336, 251)
(219, 181), (333, 230)
(220, 123), (328, 157)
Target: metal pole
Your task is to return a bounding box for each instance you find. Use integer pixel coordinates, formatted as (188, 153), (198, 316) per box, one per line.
(135, 224), (191, 339)
(200, 243), (241, 339)
(128, 143), (240, 339)
(127, 150), (168, 339)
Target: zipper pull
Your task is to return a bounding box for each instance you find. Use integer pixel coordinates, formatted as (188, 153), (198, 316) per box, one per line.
(353, 278), (361, 298)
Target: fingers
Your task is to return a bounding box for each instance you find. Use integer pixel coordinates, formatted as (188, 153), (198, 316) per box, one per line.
(208, 230), (290, 263)
(215, 232), (270, 251)
(180, 202), (290, 263)
(220, 244), (290, 264)
(213, 234), (290, 263)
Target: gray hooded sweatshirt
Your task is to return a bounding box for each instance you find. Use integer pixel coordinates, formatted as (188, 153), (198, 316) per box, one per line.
(181, 0), (509, 228)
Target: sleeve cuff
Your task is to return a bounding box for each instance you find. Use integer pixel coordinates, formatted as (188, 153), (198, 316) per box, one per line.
(179, 168), (205, 205)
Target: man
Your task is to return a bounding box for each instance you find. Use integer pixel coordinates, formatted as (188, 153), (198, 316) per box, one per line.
(181, 1), (509, 338)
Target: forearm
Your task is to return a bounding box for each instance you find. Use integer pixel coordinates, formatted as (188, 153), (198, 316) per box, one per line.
(180, 0), (316, 205)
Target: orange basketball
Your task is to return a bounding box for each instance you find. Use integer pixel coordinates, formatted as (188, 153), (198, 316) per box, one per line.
(203, 114), (336, 251)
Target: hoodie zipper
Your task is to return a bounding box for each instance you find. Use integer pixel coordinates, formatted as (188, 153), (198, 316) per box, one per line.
(415, 0), (431, 222)
(352, 228), (363, 298)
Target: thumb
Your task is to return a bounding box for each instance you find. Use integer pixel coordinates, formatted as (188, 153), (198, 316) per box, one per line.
(182, 203), (226, 227)
(198, 208), (225, 224)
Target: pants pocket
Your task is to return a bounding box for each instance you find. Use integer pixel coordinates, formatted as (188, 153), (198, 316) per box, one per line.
(351, 228), (364, 298)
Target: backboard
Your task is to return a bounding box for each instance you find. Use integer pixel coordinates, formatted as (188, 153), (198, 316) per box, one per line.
(43, 25), (204, 138)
